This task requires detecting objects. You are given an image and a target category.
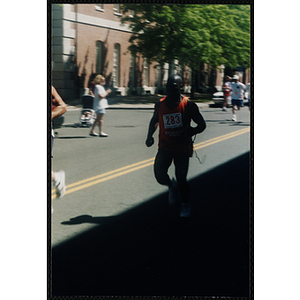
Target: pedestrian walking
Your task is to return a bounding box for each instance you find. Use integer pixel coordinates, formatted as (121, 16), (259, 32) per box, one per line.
(231, 75), (247, 121)
(90, 74), (112, 137)
(51, 86), (67, 198)
(222, 75), (232, 111)
(145, 74), (206, 217)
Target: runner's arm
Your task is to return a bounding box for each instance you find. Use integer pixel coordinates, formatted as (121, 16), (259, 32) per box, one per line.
(145, 102), (159, 147)
(188, 101), (206, 137)
(52, 86), (67, 120)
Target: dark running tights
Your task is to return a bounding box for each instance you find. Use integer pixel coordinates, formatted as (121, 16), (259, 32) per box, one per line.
(154, 149), (190, 203)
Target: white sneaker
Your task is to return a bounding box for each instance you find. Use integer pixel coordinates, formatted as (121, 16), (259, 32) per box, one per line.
(232, 114), (237, 121)
(180, 203), (191, 218)
(100, 132), (109, 137)
(222, 107), (227, 111)
(53, 170), (66, 198)
(168, 178), (177, 204)
(90, 132), (99, 136)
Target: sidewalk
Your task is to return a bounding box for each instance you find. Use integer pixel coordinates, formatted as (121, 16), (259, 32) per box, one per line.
(66, 94), (215, 111)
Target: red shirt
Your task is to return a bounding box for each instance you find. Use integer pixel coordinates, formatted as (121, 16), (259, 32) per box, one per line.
(158, 96), (193, 154)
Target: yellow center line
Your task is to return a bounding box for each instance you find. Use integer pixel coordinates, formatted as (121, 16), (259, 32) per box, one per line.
(52, 127), (249, 198)
(63, 160), (154, 196)
(67, 157), (155, 189)
(194, 127), (250, 150)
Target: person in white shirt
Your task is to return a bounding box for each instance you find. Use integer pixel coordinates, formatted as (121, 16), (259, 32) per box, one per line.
(231, 75), (247, 121)
(90, 74), (111, 137)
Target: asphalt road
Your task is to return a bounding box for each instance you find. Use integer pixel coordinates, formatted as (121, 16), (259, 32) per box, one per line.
(50, 105), (251, 298)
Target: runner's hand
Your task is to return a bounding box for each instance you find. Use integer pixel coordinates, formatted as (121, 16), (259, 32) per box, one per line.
(145, 136), (154, 147)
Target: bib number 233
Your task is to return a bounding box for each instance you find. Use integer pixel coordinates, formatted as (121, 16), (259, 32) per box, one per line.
(163, 113), (183, 129)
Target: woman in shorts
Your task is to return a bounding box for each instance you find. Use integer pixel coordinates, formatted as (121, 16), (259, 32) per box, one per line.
(90, 74), (112, 137)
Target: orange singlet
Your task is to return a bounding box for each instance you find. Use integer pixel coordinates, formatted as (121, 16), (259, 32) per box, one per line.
(158, 96), (193, 154)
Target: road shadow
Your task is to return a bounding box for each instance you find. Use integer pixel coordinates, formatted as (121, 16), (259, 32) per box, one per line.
(50, 152), (251, 298)
(229, 122), (250, 127)
(55, 136), (88, 139)
(203, 119), (250, 126)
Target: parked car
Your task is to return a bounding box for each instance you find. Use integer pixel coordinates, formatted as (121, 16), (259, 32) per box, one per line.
(212, 91), (227, 103)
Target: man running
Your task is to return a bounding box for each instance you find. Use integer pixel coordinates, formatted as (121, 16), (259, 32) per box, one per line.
(52, 86), (67, 198)
(145, 74), (206, 217)
(231, 75), (247, 121)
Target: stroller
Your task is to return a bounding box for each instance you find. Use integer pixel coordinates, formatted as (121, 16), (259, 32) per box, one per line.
(79, 95), (96, 127)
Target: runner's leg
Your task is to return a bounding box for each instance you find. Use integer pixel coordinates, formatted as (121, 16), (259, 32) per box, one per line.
(154, 149), (173, 187)
(174, 153), (190, 203)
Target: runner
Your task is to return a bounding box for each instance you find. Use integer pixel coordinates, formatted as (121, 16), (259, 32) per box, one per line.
(145, 74), (206, 217)
(231, 75), (247, 121)
(222, 75), (232, 111)
(51, 86), (67, 198)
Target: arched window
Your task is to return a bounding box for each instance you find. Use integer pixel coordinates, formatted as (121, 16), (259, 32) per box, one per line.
(113, 43), (120, 87)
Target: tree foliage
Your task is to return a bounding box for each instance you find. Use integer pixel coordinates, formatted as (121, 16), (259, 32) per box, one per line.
(120, 4), (250, 70)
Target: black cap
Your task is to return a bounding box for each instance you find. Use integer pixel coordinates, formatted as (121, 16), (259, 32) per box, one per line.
(166, 74), (182, 95)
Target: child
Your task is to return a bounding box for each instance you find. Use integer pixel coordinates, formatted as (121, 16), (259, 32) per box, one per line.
(88, 74), (96, 97)
(90, 74), (112, 137)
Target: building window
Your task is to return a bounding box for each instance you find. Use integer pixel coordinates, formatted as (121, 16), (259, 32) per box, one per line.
(114, 4), (121, 15)
(96, 41), (104, 74)
(95, 4), (104, 12)
(113, 43), (120, 87)
(143, 59), (149, 87)
(129, 53), (135, 87)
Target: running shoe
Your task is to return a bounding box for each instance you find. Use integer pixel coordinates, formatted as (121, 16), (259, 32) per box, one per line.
(180, 203), (191, 218)
(232, 114), (237, 121)
(53, 170), (66, 198)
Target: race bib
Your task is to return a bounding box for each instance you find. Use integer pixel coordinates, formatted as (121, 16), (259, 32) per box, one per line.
(163, 113), (183, 129)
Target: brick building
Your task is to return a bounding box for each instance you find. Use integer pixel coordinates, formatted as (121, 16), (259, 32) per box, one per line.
(52, 3), (169, 101)
(51, 4), (250, 101)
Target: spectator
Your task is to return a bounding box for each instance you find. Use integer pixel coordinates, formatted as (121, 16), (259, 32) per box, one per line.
(90, 74), (112, 137)
(88, 73), (97, 97)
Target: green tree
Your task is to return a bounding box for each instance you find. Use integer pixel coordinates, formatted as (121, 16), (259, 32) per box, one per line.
(120, 4), (250, 92)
